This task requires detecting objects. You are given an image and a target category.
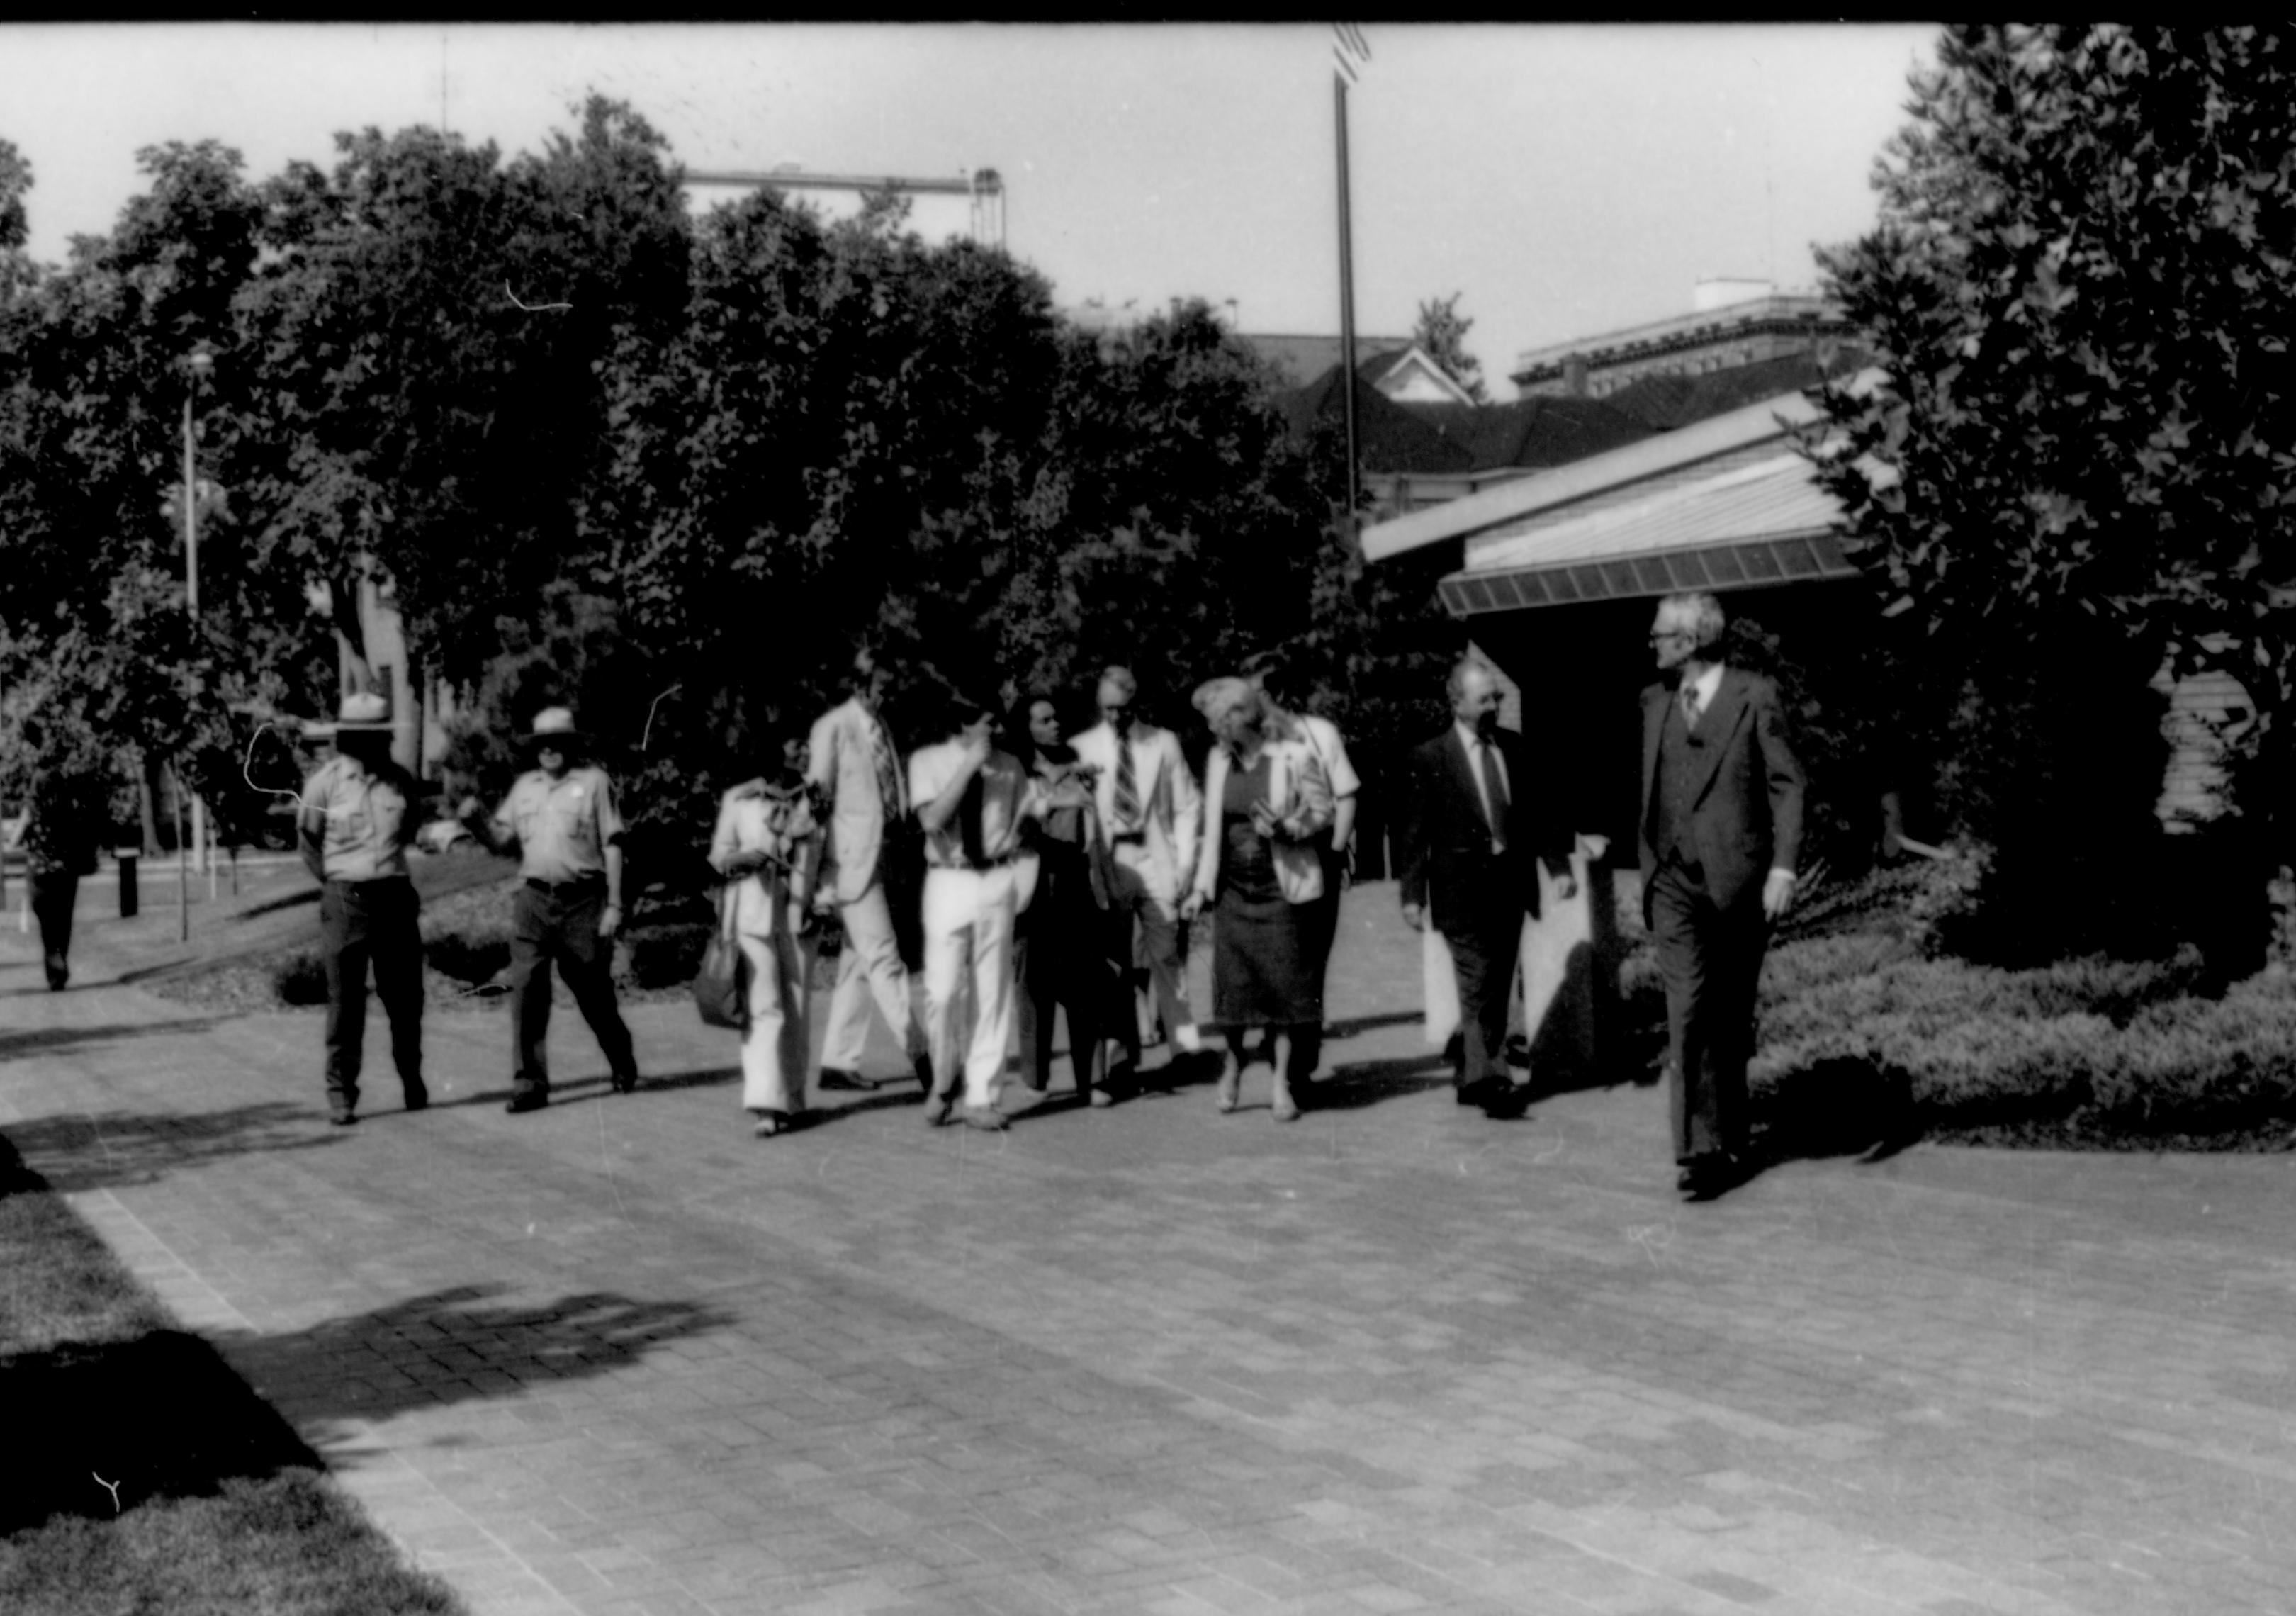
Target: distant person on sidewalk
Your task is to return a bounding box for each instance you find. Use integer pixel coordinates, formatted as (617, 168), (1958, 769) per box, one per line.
(806, 646), (933, 1096)
(298, 692), (427, 1126)
(1638, 593), (1803, 1197)
(459, 707), (641, 1115)
(708, 719), (825, 1139)
(1071, 665), (1205, 1091)
(17, 716), (111, 994)
(1396, 657), (1576, 1120)
(909, 687), (1040, 1131)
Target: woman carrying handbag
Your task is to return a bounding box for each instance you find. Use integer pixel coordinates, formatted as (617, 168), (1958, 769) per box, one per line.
(707, 722), (826, 1138)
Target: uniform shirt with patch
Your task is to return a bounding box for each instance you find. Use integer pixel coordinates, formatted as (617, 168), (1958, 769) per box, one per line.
(491, 765), (624, 882)
(300, 755), (415, 882)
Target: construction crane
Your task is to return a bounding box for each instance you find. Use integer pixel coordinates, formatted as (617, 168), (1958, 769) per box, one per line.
(684, 167), (1006, 250)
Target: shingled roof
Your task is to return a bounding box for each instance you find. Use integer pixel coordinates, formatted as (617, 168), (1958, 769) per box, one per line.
(1282, 366), (1476, 476)
(1599, 347), (1874, 432)
(1241, 333), (1416, 391)
(1401, 396), (1657, 472)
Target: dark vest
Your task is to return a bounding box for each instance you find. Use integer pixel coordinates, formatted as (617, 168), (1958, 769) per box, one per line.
(1651, 695), (1706, 873)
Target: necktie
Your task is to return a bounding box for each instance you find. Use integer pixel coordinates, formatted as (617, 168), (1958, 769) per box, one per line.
(1680, 683), (1702, 729)
(1113, 731), (1142, 832)
(957, 770), (988, 869)
(1479, 739), (1509, 854)
(868, 718), (904, 817)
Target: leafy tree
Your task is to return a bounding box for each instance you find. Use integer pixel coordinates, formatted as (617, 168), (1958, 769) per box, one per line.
(1412, 290), (1488, 403)
(1810, 25), (2296, 961)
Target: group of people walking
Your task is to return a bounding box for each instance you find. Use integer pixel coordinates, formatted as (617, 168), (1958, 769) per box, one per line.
(277, 587), (1803, 1199)
(714, 655), (1363, 1138)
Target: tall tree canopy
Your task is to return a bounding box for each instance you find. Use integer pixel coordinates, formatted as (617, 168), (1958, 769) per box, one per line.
(1812, 24), (2296, 955)
(1411, 291), (1488, 403)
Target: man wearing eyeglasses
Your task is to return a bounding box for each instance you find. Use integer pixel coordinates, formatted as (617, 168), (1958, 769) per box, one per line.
(1639, 593), (1804, 1198)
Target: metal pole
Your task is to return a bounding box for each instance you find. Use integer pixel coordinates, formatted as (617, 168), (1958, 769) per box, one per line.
(1334, 71), (1361, 533)
(174, 765), (188, 942)
(183, 360), (210, 875)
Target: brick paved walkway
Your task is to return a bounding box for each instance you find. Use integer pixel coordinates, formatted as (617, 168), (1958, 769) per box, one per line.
(4, 883), (2293, 1615)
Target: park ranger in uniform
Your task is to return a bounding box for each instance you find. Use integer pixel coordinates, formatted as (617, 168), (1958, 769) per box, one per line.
(462, 707), (642, 1113)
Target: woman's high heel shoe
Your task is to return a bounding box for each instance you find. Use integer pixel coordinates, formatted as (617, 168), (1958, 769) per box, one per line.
(1271, 1075), (1300, 1123)
(1215, 1059), (1241, 1113)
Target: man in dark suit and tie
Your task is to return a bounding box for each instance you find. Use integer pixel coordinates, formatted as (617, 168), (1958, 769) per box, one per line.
(1400, 657), (1577, 1117)
(1638, 592), (1806, 1197)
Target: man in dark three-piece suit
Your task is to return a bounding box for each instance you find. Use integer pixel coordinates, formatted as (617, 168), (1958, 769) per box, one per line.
(1638, 592), (1806, 1197)
(1400, 657), (1576, 1118)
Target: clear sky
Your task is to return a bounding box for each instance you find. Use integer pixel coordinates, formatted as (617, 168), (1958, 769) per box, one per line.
(1, 22), (1935, 398)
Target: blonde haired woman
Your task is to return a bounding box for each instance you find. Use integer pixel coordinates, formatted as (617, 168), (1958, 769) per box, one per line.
(709, 721), (825, 1138)
(1182, 677), (1333, 1121)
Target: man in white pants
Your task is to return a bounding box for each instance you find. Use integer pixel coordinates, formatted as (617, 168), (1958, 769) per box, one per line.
(1071, 666), (1204, 1088)
(908, 690), (1037, 1132)
(808, 647), (931, 1093)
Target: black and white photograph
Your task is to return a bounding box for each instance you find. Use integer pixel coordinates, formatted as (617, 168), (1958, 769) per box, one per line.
(1, 21), (2291, 1615)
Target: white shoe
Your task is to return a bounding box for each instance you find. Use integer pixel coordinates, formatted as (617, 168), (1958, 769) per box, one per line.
(1175, 1023), (1203, 1055)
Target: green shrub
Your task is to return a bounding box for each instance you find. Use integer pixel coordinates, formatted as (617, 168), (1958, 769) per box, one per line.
(2088, 981), (2296, 1133)
(271, 949), (329, 1008)
(618, 921), (714, 991)
(423, 930), (511, 988)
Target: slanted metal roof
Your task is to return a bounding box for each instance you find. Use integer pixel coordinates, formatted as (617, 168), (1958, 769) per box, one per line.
(1435, 453), (1862, 617)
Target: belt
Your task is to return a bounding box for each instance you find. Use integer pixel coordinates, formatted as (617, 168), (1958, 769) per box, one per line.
(1110, 830), (1147, 845)
(526, 875), (606, 894)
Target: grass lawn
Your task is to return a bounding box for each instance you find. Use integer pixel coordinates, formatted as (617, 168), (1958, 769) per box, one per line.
(0, 1137), (463, 1616)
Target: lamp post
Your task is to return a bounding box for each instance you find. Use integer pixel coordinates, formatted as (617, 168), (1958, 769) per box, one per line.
(179, 347), (213, 938)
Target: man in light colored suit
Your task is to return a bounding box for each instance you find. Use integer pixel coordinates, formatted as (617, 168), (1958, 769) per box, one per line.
(808, 646), (930, 1092)
(1071, 666), (1204, 1082)
(1638, 592), (1805, 1197)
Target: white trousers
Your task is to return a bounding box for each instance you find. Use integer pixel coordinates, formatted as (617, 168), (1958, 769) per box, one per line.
(922, 865), (1020, 1109)
(821, 880), (922, 1073)
(738, 924), (816, 1115)
(1108, 842), (1195, 1046)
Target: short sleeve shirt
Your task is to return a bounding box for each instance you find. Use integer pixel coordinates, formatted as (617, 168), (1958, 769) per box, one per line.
(492, 765), (624, 882)
(908, 743), (1033, 870)
(300, 755), (414, 882)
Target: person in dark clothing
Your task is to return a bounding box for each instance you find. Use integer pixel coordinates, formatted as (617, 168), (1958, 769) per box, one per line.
(18, 717), (109, 992)
(1008, 692), (1120, 1108)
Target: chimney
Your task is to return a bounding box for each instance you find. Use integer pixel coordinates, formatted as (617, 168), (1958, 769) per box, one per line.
(1563, 353), (1589, 397)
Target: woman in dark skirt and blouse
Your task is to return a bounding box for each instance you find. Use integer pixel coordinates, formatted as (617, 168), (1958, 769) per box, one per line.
(1008, 692), (1120, 1106)
(1182, 677), (1333, 1122)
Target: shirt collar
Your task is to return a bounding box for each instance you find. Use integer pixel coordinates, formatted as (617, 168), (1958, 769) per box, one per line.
(1691, 662), (1727, 709)
(1454, 719), (1494, 751)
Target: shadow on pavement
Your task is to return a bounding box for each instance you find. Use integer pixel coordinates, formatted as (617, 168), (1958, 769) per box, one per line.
(0, 1017), (223, 1062)
(1, 1102), (342, 1194)
(226, 1282), (735, 1447)
(1, 1328), (325, 1534)
(1301, 1053), (1455, 1113)
(1751, 1056), (1923, 1167)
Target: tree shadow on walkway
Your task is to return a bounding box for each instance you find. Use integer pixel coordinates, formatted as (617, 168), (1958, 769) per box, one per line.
(2, 1101), (342, 1194)
(222, 1281), (736, 1454)
(0, 1016), (223, 1062)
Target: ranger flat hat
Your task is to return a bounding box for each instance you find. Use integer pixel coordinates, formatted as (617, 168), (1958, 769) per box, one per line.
(521, 706), (590, 750)
(327, 691), (395, 734)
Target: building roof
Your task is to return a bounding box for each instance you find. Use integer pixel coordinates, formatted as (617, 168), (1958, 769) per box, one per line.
(1599, 347), (1874, 432)
(1282, 368), (1475, 476)
(1401, 396), (1657, 473)
(1438, 453), (1857, 617)
(1240, 332), (1414, 391)
(1509, 291), (1846, 387)
(1360, 377), (1875, 563)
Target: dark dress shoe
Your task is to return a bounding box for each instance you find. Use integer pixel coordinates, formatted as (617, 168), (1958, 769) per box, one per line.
(505, 1091), (549, 1115)
(816, 1067), (868, 1092)
(1676, 1155), (1740, 1197)
(328, 1108), (357, 1127)
(1478, 1081), (1532, 1120)
(610, 1071), (640, 1095)
(402, 1082), (429, 1113)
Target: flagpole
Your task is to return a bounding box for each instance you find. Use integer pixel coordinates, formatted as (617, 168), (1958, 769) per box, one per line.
(1336, 67), (1360, 534)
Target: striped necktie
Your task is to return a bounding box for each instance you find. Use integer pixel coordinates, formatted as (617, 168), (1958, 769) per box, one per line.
(1113, 731), (1142, 831)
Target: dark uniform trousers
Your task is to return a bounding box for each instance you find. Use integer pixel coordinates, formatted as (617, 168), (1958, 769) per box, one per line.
(29, 872), (80, 984)
(510, 877), (638, 1099)
(321, 875), (425, 1111)
(1648, 699), (1768, 1164)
